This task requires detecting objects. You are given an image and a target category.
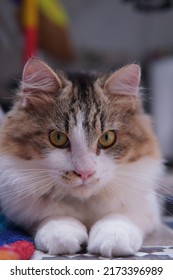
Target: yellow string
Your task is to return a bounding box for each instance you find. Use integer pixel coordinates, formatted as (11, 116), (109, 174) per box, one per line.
(21, 0), (38, 28)
(37, 0), (69, 27)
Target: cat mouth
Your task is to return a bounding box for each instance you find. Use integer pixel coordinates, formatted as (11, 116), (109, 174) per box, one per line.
(74, 177), (99, 189)
(74, 182), (88, 189)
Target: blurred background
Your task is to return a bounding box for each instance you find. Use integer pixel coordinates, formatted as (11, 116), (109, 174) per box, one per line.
(1, 0), (173, 215)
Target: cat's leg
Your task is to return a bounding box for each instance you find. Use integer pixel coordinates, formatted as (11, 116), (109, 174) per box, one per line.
(35, 217), (88, 255)
(88, 215), (143, 257)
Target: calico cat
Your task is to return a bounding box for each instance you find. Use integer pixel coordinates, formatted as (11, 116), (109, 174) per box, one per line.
(0, 58), (162, 257)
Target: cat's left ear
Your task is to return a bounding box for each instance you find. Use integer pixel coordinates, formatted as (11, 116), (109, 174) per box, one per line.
(21, 58), (62, 107)
(22, 58), (61, 93)
(104, 64), (141, 96)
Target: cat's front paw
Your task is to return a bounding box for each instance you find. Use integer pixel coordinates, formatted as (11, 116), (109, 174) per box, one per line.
(88, 218), (143, 258)
(35, 217), (88, 255)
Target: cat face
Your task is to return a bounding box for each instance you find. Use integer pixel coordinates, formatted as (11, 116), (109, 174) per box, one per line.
(0, 59), (160, 199)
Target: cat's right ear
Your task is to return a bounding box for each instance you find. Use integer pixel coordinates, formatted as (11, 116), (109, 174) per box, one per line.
(104, 64), (141, 96)
(20, 58), (62, 107)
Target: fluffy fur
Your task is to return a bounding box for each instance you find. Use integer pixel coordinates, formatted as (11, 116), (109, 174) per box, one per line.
(0, 58), (162, 257)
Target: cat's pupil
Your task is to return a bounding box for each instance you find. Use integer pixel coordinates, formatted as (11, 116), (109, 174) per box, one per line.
(104, 133), (109, 141)
(57, 133), (61, 140)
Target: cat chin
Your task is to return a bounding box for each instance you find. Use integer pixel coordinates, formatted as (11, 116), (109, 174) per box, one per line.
(66, 182), (104, 200)
(70, 188), (94, 200)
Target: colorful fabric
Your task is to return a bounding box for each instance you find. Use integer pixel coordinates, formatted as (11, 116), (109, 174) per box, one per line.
(21, 0), (38, 28)
(21, 0), (39, 62)
(38, 0), (69, 27)
(0, 213), (34, 260)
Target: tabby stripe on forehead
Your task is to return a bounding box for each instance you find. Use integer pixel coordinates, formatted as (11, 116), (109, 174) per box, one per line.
(92, 91), (104, 132)
(90, 106), (100, 131)
(69, 89), (79, 126)
(100, 111), (105, 132)
(64, 113), (70, 133)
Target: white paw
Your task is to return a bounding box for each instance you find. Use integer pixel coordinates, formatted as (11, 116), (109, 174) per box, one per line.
(88, 218), (143, 258)
(35, 217), (88, 255)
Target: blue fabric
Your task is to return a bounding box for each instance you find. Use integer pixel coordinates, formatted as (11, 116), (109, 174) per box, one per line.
(0, 214), (8, 231)
(0, 213), (33, 246)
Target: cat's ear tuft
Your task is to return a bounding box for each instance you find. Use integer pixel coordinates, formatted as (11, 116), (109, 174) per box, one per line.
(104, 64), (141, 96)
(21, 58), (61, 106)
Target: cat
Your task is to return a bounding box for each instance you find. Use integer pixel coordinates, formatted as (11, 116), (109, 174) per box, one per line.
(0, 58), (162, 257)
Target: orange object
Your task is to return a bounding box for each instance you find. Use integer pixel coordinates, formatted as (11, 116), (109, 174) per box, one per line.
(18, 0), (75, 64)
(21, 0), (38, 28)
(0, 247), (20, 260)
(21, 0), (39, 64)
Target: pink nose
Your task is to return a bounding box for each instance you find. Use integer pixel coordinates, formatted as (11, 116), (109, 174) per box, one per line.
(74, 170), (94, 180)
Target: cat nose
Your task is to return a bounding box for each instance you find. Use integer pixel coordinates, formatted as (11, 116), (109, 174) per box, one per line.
(74, 170), (94, 180)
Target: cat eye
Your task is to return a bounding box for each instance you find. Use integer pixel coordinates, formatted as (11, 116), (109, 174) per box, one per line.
(98, 130), (116, 149)
(49, 130), (69, 148)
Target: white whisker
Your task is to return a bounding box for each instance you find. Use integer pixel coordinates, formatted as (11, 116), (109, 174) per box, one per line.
(1, 179), (57, 211)
(0, 176), (57, 205)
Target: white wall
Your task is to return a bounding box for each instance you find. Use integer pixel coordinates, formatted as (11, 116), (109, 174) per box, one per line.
(64, 0), (173, 60)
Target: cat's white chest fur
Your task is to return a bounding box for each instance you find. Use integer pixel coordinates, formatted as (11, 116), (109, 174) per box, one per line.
(0, 155), (161, 232)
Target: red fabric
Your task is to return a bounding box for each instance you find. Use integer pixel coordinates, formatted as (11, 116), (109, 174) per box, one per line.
(23, 27), (38, 64)
(0, 241), (34, 260)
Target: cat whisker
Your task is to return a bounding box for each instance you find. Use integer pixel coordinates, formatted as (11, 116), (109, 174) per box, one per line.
(108, 177), (171, 212)
(114, 170), (172, 194)
(1, 179), (57, 210)
(130, 188), (173, 217)
(0, 173), (53, 193)
(115, 170), (161, 180)
(0, 176), (57, 201)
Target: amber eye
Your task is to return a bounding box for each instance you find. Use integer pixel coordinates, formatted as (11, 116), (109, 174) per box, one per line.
(49, 130), (69, 148)
(98, 130), (116, 149)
